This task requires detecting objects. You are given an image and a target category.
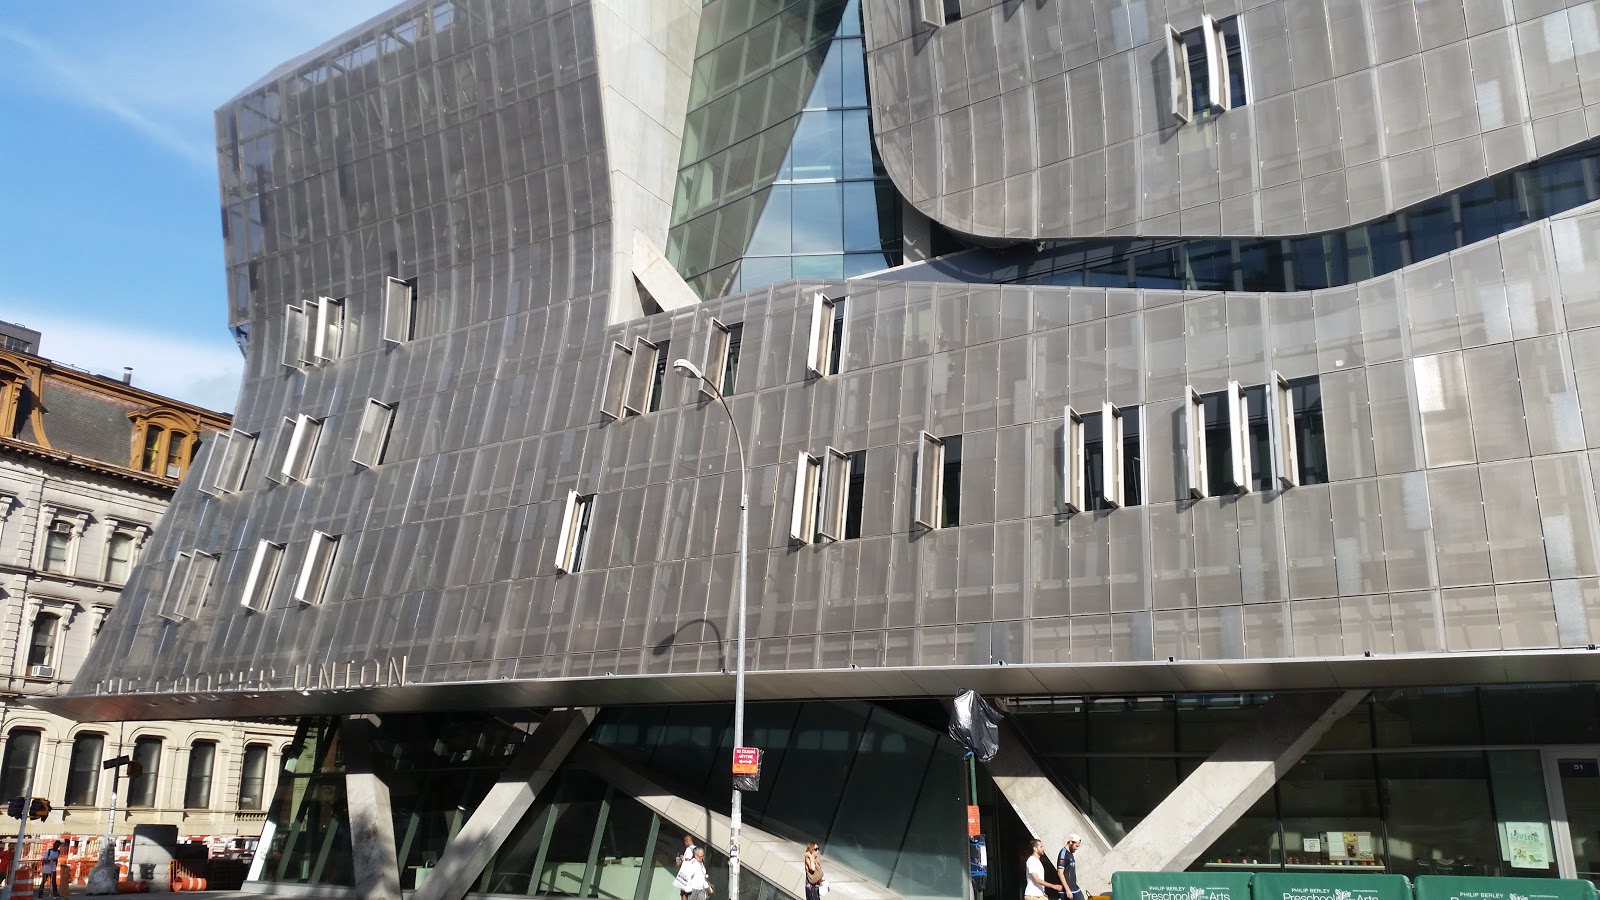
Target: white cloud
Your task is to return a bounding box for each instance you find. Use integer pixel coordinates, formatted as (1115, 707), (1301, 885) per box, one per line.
(3, 307), (243, 414)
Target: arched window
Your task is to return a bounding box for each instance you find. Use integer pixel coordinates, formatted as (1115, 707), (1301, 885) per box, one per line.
(184, 741), (216, 809)
(26, 613), (58, 670)
(65, 733), (105, 806)
(0, 729), (40, 801)
(129, 411), (201, 479)
(238, 743), (269, 811)
(127, 736), (162, 808)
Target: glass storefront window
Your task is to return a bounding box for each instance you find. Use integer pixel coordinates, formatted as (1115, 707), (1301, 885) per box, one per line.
(1380, 752), (1498, 877)
(1481, 685), (1600, 745)
(1372, 688), (1482, 747)
(1277, 755), (1383, 868)
(1488, 750), (1557, 879)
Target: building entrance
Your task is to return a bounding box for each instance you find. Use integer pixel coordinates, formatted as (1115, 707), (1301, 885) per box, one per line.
(1547, 750), (1600, 886)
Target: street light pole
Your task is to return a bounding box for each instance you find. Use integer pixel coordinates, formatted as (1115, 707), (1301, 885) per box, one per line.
(671, 359), (749, 900)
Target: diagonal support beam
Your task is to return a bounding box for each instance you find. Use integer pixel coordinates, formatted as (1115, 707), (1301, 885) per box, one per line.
(985, 691), (1367, 893)
(412, 707), (597, 900)
(1098, 690), (1368, 880)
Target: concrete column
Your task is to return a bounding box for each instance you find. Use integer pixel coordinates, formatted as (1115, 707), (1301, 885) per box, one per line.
(986, 718), (1113, 861)
(412, 707), (596, 900)
(1095, 690), (1368, 884)
(343, 715), (399, 900)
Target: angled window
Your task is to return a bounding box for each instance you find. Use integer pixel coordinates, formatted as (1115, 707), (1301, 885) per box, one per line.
(554, 492), (595, 573)
(161, 550), (218, 622)
(64, 733), (105, 806)
(184, 740), (216, 809)
(721, 323), (743, 395)
(1227, 379), (1252, 494)
(1200, 16), (1232, 112)
(624, 336), (659, 415)
(915, 432), (962, 529)
(817, 447), (852, 542)
(917, 0), (944, 27)
(382, 276), (417, 343)
(240, 540), (285, 613)
(1217, 16), (1247, 107)
(1184, 386), (1208, 499)
(1166, 25), (1192, 123)
(1083, 403), (1129, 511)
(265, 417), (295, 483)
(915, 432), (944, 530)
(279, 414), (323, 482)
(0, 729), (40, 803)
(600, 341), (633, 420)
(283, 304), (308, 368)
(294, 532), (339, 605)
(1242, 384), (1274, 492)
(704, 319), (736, 397)
(127, 737), (162, 808)
(204, 429), (257, 495)
(1288, 375), (1328, 485)
(25, 613), (58, 672)
(1120, 406), (1145, 507)
(790, 452), (823, 544)
(806, 293), (844, 377)
(352, 400), (396, 468)
(238, 743), (269, 811)
(648, 339), (672, 412)
(844, 450), (866, 540)
(1063, 407), (1085, 514)
(311, 296), (344, 362)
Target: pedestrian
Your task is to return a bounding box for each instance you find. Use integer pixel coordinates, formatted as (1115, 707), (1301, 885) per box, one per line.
(1056, 835), (1085, 900)
(804, 841), (825, 900)
(684, 848), (714, 900)
(1025, 839), (1063, 900)
(39, 840), (61, 898)
(674, 840), (705, 900)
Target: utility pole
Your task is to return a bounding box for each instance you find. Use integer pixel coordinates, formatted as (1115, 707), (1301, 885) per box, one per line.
(1, 756), (39, 900)
(84, 756), (133, 895)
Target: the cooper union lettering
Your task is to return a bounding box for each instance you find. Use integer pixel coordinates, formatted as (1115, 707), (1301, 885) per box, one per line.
(94, 656), (407, 695)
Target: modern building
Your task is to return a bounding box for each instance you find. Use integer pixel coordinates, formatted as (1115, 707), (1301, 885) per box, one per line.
(0, 345), (295, 849)
(0, 322), (41, 356)
(44, 0), (1600, 898)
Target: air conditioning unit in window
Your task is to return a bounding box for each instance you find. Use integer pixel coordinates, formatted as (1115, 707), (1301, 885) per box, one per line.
(28, 665), (55, 679)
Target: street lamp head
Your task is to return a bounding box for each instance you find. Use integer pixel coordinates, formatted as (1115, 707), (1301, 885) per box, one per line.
(671, 358), (705, 381)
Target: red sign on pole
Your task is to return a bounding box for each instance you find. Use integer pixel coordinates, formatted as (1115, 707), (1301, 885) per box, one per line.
(966, 805), (981, 837)
(733, 747), (762, 776)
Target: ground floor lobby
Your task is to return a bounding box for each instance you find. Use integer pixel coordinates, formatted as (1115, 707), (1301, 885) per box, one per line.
(240, 683), (1600, 900)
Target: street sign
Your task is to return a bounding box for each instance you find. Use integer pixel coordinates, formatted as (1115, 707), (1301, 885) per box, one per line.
(102, 756), (131, 770)
(966, 805), (980, 837)
(732, 747), (761, 776)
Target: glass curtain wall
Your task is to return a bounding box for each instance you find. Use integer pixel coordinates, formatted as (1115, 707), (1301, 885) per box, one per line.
(1010, 686), (1597, 879)
(258, 718), (354, 886)
(667, 0), (903, 298)
(984, 137), (1600, 293)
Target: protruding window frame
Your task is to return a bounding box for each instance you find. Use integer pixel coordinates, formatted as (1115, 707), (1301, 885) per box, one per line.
(352, 399), (396, 468)
(160, 550), (218, 622)
(1228, 379), (1252, 494)
(806, 292), (844, 377)
(240, 539), (285, 613)
(624, 336), (659, 415)
(202, 429), (257, 495)
(914, 432), (945, 531)
(1167, 25), (1192, 123)
(1185, 386), (1208, 499)
(1201, 15), (1233, 112)
(554, 491), (595, 573)
(600, 341), (634, 420)
(311, 296), (344, 362)
(279, 414), (323, 483)
(293, 531), (339, 606)
(1271, 371), (1299, 488)
(704, 318), (733, 399)
(1100, 402), (1125, 509)
(1063, 407), (1085, 514)
(790, 452), (823, 544)
(382, 276), (417, 343)
(283, 304), (308, 368)
(817, 447), (851, 543)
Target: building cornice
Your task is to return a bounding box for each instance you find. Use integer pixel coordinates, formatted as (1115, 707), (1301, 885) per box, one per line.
(0, 435), (179, 494)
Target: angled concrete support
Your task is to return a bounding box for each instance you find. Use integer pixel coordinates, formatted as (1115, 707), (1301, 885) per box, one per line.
(412, 707), (597, 900)
(343, 715), (399, 900)
(984, 691), (1367, 893)
(1097, 690), (1368, 883)
(571, 744), (905, 900)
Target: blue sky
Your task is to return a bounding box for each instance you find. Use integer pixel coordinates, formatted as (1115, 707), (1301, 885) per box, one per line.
(0, 0), (398, 412)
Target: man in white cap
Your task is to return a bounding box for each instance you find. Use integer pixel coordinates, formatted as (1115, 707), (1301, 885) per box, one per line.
(1056, 835), (1085, 900)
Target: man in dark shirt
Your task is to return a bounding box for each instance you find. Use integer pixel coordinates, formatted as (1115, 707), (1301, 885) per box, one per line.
(1056, 835), (1085, 900)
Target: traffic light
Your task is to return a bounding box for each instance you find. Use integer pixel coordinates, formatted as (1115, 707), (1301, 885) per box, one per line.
(4, 798), (21, 819)
(28, 798), (49, 820)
